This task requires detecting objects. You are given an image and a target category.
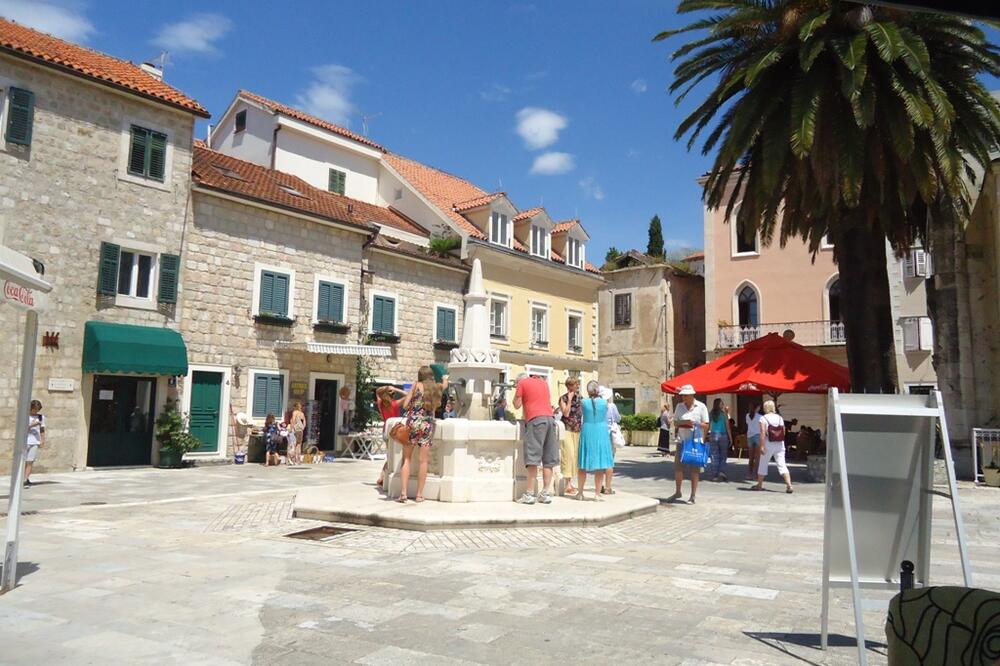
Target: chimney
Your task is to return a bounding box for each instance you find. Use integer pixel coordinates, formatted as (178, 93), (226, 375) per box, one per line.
(140, 62), (163, 81)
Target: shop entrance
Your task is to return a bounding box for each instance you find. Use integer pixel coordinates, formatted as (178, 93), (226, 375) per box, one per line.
(189, 371), (223, 453)
(87, 375), (156, 466)
(313, 378), (340, 451)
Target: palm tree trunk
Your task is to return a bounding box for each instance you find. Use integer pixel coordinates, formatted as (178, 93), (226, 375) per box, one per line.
(832, 215), (898, 393)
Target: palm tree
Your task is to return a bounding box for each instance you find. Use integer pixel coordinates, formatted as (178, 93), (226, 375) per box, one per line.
(656, 1), (1000, 393)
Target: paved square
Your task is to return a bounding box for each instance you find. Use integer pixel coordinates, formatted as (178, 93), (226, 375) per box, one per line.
(2, 448), (997, 665)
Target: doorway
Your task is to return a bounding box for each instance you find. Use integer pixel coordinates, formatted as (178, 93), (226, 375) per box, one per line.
(189, 371), (223, 453)
(87, 375), (156, 466)
(313, 378), (340, 451)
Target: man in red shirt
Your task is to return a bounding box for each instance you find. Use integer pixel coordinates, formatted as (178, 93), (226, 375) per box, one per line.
(376, 385), (406, 488)
(514, 372), (558, 504)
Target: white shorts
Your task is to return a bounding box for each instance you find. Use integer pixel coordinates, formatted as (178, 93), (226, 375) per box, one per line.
(757, 441), (788, 477)
(25, 444), (39, 462)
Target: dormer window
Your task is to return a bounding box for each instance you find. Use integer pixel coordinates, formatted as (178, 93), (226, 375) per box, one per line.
(567, 238), (585, 268)
(490, 212), (511, 248)
(530, 225), (550, 259)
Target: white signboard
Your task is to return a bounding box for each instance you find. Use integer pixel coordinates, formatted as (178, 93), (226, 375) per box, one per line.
(47, 378), (75, 392)
(820, 389), (971, 665)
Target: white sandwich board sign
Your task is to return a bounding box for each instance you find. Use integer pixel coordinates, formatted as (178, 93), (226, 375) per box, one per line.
(820, 388), (971, 665)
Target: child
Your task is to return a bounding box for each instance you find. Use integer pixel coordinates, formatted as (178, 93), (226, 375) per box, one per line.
(263, 414), (280, 466)
(24, 399), (45, 487)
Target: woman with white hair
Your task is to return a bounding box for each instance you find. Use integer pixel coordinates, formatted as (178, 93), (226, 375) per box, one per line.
(576, 381), (614, 500)
(600, 386), (621, 495)
(754, 400), (793, 493)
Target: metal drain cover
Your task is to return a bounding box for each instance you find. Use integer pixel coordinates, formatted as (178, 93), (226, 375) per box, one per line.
(286, 526), (358, 541)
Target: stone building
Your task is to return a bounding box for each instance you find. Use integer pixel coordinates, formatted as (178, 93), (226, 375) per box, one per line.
(598, 251), (705, 415)
(0, 19), (208, 472)
(181, 146), (467, 458)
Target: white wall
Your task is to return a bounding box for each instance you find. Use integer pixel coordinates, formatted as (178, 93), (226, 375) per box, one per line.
(377, 166), (455, 238)
(275, 126), (382, 204)
(210, 102), (274, 167)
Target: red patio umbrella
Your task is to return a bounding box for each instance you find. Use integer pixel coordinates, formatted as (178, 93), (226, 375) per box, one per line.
(661, 333), (850, 395)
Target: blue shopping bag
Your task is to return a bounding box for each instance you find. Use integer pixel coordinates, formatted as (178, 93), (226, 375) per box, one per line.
(680, 426), (709, 467)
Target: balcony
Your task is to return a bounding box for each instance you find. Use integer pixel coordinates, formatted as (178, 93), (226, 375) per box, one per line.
(718, 320), (845, 349)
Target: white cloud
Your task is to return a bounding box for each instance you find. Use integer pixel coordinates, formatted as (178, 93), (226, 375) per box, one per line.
(296, 64), (360, 127)
(630, 78), (648, 94)
(516, 107), (568, 150)
(0, 0), (94, 42)
(530, 152), (575, 176)
(578, 177), (605, 200)
(152, 13), (232, 56)
(480, 83), (511, 102)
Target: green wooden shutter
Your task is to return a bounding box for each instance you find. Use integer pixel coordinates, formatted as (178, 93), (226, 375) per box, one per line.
(328, 169), (346, 194)
(272, 273), (289, 317)
(259, 271), (275, 314)
(329, 282), (344, 322)
(6, 87), (34, 146)
(252, 375), (269, 418)
(148, 131), (167, 181)
(436, 308), (446, 340)
(445, 308), (455, 341)
(317, 281), (332, 321)
(383, 298), (395, 333)
(157, 254), (179, 304)
(98, 242), (120, 295)
(128, 126), (148, 176)
(266, 375), (284, 417)
(371, 297), (382, 332)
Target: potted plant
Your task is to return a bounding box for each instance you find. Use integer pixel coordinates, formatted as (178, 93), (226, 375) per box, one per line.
(154, 399), (203, 468)
(620, 413), (659, 446)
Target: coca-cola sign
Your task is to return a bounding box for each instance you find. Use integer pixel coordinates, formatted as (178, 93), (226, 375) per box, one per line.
(3, 281), (34, 307)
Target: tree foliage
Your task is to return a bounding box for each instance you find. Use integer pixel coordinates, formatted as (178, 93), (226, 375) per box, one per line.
(647, 215), (665, 257)
(604, 246), (623, 264)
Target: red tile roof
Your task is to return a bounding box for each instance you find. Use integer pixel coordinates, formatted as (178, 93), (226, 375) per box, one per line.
(192, 145), (424, 236)
(453, 192), (504, 212)
(551, 219), (580, 234)
(239, 90), (384, 152)
(0, 18), (208, 117)
(682, 251), (705, 262)
(383, 153), (489, 239)
(513, 207), (545, 222)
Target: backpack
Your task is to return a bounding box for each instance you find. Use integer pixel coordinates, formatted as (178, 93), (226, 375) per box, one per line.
(765, 416), (785, 442)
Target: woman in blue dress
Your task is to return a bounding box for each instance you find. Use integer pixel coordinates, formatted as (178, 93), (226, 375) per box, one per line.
(576, 381), (614, 501)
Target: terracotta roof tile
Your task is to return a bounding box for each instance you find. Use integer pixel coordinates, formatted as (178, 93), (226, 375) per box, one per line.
(0, 18), (208, 117)
(453, 192), (503, 212)
(240, 90), (384, 152)
(383, 153), (488, 239)
(192, 145), (423, 236)
(551, 219), (579, 234)
(513, 207), (545, 222)
(682, 251), (705, 261)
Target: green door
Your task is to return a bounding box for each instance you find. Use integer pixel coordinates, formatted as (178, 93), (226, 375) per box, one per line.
(87, 375), (156, 467)
(189, 371), (223, 453)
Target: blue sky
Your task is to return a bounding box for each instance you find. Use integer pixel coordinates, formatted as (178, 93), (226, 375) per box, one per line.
(4, 1), (998, 263)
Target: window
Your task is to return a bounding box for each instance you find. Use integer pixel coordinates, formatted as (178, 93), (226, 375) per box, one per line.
(490, 212), (510, 247)
(828, 279), (842, 323)
(738, 285), (759, 328)
(567, 312), (583, 352)
(614, 388), (636, 416)
(316, 280), (345, 323)
(903, 248), (932, 278)
(531, 225), (549, 258)
(235, 109), (247, 133)
(735, 218), (758, 254)
(530, 304), (548, 346)
(127, 125), (167, 181)
(902, 316), (933, 352)
(567, 238), (585, 268)
(827, 278), (845, 343)
(328, 168), (346, 195)
(614, 293), (632, 327)
(436, 306), (457, 342)
(96, 242), (178, 306)
(490, 297), (508, 339)
(250, 372), (285, 419)
(258, 270), (291, 318)
(4, 87), (34, 146)
(371, 294), (396, 334)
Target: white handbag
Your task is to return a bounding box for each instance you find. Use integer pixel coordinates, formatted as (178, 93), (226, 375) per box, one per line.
(610, 423), (626, 449)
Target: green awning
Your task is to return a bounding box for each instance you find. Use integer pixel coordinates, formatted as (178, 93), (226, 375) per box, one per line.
(82, 321), (188, 376)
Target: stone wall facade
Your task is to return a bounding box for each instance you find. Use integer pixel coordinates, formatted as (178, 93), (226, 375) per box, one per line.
(0, 55), (195, 472)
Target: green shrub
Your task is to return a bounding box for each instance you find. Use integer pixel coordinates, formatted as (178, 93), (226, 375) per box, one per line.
(429, 236), (462, 256)
(621, 413), (658, 431)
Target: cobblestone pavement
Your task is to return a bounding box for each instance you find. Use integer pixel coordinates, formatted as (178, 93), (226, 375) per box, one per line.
(1, 448), (998, 665)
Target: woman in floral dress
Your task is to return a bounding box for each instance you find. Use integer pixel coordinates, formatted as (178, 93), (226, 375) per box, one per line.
(397, 366), (448, 503)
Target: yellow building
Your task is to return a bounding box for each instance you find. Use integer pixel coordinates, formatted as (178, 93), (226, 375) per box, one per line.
(384, 156), (603, 403)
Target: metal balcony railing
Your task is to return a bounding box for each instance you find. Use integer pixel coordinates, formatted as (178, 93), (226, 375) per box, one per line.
(718, 320), (846, 348)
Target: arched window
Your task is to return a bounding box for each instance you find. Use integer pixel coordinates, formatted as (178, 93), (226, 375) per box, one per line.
(828, 279), (842, 322)
(738, 285), (759, 328)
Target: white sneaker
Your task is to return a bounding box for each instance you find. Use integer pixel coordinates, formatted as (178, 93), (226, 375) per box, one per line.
(538, 490), (552, 504)
(518, 492), (536, 505)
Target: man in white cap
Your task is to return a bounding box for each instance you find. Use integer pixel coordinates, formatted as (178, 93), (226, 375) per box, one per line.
(668, 384), (709, 504)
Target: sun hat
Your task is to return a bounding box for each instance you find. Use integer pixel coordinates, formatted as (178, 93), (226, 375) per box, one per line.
(599, 386), (613, 401)
(678, 384), (696, 396)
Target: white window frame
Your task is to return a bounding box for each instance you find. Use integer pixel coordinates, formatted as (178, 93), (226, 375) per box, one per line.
(368, 290), (399, 334)
(820, 235), (834, 250)
(531, 225), (550, 258)
(252, 262), (296, 319)
(730, 206), (760, 257)
(489, 292), (510, 342)
(567, 309), (584, 354)
(434, 303), (459, 343)
(566, 237), (586, 268)
(613, 291), (634, 328)
(490, 212), (512, 248)
(901, 316), (933, 352)
(903, 247), (932, 279)
(312, 274), (350, 325)
(246, 368), (290, 424)
(111, 238), (164, 311)
(530, 301), (549, 347)
(524, 364), (553, 395)
(116, 117), (175, 192)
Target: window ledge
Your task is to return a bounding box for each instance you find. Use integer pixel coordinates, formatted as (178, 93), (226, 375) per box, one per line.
(117, 170), (171, 192)
(433, 340), (459, 350)
(531, 341), (550, 350)
(613, 324), (633, 330)
(731, 251), (760, 259)
(114, 295), (158, 310)
(568, 346), (583, 355)
(367, 332), (401, 344)
(254, 313), (295, 326)
(313, 321), (351, 334)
